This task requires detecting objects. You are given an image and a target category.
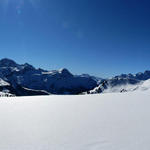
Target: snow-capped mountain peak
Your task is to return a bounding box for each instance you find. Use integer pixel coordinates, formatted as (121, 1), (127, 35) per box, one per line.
(0, 58), (97, 96)
(58, 68), (73, 77)
(1, 58), (150, 96)
(88, 70), (150, 94)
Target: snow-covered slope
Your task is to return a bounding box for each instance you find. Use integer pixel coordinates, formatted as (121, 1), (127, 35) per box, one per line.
(0, 91), (150, 150)
(0, 78), (10, 86)
(89, 79), (150, 94)
(0, 58), (97, 95)
(0, 78), (15, 96)
(88, 70), (150, 94)
(1, 58), (150, 96)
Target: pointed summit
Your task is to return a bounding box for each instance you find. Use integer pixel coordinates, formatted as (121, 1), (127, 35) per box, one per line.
(59, 68), (73, 77)
(0, 58), (18, 67)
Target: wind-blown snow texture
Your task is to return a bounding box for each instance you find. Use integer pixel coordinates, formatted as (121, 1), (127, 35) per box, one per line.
(0, 91), (150, 150)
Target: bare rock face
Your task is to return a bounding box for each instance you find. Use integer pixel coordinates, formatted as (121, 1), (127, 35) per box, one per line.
(0, 58), (97, 96)
(2, 58), (150, 96)
(0, 58), (18, 67)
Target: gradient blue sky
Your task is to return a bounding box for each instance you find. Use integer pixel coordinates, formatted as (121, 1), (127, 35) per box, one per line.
(0, 0), (150, 77)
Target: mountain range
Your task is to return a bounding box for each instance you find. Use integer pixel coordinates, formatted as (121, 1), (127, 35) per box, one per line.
(0, 58), (150, 96)
(0, 58), (98, 96)
(89, 71), (150, 94)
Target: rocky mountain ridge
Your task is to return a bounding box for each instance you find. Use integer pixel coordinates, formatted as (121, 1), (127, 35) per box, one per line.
(89, 70), (150, 94)
(0, 58), (150, 96)
(0, 58), (98, 96)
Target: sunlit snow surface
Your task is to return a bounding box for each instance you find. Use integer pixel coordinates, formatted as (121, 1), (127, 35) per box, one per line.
(0, 91), (150, 150)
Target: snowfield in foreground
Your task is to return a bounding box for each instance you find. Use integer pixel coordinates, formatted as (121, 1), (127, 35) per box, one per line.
(0, 91), (150, 150)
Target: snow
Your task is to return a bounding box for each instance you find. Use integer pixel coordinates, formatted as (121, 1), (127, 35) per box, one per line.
(0, 92), (14, 97)
(104, 79), (150, 93)
(138, 79), (150, 90)
(89, 79), (150, 94)
(0, 91), (150, 150)
(0, 78), (10, 86)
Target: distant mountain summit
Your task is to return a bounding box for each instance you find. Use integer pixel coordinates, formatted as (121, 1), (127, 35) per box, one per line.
(89, 70), (150, 94)
(58, 68), (73, 77)
(0, 58), (150, 96)
(0, 58), (18, 67)
(0, 58), (97, 96)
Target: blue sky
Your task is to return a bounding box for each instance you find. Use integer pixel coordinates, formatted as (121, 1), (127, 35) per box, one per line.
(0, 0), (150, 77)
